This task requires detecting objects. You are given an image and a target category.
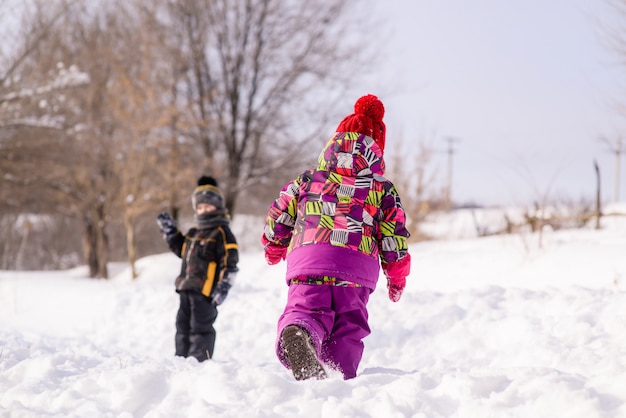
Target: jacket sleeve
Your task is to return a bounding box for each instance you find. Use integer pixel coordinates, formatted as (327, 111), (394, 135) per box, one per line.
(378, 183), (410, 266)
(263, 175), (302, 247)
(221, 226), (239, 277)
(165, 231), (186, 258)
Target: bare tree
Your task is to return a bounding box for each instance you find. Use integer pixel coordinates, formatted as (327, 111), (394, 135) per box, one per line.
(1, 1), (130, 277)
(599, 1), (626, 203)
(1, 0), (378, 273)
(0, 1), (92, 271)
(165, 0), (375, 215)
(105, 1), (206, 277)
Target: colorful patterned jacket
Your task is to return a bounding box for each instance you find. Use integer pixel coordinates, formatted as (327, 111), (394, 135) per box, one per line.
(264, 132), (410, 291)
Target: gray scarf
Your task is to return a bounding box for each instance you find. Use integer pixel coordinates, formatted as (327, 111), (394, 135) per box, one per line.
(195, 210), (230, 229)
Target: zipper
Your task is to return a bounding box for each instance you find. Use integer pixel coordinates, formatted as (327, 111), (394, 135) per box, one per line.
(185, 239), (195, 277)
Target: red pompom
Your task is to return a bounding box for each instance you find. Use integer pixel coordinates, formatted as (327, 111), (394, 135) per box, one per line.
(335, 94), (387, 153)
(354, 94), (384, 122)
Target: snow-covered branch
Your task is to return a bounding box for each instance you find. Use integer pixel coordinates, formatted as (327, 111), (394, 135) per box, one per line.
(0, 115), (65, 129)
(0, 65), (89, 104)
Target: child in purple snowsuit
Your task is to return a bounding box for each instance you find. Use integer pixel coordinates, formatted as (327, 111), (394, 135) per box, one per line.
(262, 94), (411, 380)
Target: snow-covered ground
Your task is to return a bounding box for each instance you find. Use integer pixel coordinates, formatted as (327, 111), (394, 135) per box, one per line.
(2, 205), (626, 418)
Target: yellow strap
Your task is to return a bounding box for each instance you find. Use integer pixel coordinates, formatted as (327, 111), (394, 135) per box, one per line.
(202, 261), (217, 297)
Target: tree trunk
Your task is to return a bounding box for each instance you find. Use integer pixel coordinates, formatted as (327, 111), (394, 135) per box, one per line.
(124, 211), (138, 279)
(83, 213), (98, 278)
(82, 206), (109, 279)
(95, 203), (109, 279)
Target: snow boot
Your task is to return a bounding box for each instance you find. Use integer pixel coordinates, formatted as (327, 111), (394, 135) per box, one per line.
(281, 325), (327, 381)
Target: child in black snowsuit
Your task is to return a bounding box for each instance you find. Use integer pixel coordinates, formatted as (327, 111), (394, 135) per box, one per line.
(157, 176), (239, 361)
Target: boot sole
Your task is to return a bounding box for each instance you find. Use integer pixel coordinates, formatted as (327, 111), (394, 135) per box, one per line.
(281, 325), (327, 381)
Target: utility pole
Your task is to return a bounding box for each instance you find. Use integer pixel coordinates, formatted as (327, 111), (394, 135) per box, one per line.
(594, 160), (601, 230)
(614, 137), (623, 203)
(444, 136), (461, 211)
(599, 135), (624, 203)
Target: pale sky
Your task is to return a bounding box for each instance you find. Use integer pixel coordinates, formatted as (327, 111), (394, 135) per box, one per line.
(366, 0), (626, 207)
(3, 1), (625, 207)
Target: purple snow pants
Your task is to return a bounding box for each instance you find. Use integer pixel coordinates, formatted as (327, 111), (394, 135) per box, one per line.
(276, 284), (371, 379)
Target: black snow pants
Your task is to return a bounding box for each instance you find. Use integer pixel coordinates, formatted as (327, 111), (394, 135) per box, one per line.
(175, 290), (218, 361)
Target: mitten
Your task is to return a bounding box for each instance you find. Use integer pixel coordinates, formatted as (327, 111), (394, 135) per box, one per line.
(156, 212), (178, 238)
(382, 254), (411, 303)
(212, 271), (237, 306)
(387, 276), (406, 302)
(264, 244), (287, 265)
(261, 234), (287, 265)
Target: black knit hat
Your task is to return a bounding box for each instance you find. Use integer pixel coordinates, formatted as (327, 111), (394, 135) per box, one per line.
(191, 176), (224, 211)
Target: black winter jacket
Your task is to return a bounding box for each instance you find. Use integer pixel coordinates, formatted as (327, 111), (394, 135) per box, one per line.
(166, 222), (239, 297)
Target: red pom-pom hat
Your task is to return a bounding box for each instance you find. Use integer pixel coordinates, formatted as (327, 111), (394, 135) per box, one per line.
(336, 94), (386, 152)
